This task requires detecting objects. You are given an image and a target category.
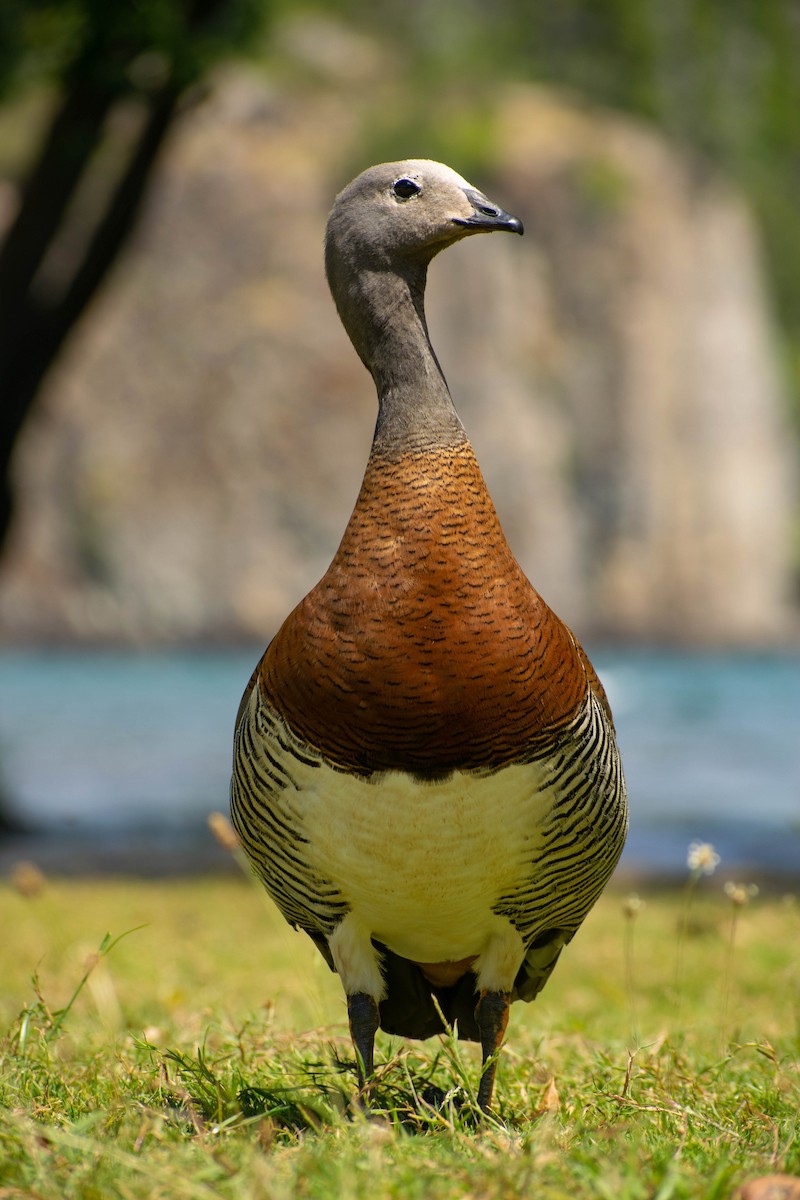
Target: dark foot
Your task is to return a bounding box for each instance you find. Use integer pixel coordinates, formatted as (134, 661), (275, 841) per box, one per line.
(347, 991), (380, 1102)
(475, 989), (511, 1114)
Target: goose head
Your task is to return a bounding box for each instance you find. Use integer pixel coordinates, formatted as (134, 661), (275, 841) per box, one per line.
(325, 159), (523, 278)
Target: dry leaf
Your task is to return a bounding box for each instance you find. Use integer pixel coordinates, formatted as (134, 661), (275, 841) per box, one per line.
(735, 1176), (800, 1200)
(534, 1076), (560, 1116)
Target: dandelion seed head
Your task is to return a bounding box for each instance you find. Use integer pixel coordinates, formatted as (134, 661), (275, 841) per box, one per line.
(622, 893), (644, 919)
(687, 841), (720, 875)
(724, 881), (759, 907)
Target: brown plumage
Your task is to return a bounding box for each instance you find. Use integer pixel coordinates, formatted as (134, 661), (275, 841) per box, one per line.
(258, 441), (595, 776)
(231, 160), (627, 1113)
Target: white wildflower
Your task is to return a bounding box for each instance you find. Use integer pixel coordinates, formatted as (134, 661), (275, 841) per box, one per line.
(686, 841), (720, 875)
(622, 893), (644, 919)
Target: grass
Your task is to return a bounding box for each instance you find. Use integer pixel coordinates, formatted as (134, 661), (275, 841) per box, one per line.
(0, 865), (798, 1199)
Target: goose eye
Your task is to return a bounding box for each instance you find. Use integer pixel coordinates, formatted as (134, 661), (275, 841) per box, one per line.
(392, 177), (421, 200)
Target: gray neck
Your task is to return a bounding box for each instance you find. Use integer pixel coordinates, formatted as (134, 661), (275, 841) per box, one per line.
(328, 256), (466, 456)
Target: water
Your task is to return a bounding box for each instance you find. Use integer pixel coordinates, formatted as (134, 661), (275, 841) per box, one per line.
(0, 648), (798, 878)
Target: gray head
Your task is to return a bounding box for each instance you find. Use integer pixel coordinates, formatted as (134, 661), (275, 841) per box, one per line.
(324, 161), (522, 378)
(325, 159), (522, 279)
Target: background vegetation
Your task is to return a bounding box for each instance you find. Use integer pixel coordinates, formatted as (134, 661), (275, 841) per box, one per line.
(332, 0), (800, 417)
(1, 0), (799, 549)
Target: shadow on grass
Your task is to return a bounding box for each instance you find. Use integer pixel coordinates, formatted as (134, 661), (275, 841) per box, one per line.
(157, 1038), (501, 1138)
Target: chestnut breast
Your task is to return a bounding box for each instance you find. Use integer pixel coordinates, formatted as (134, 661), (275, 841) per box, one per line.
(259, 441), (589, 776)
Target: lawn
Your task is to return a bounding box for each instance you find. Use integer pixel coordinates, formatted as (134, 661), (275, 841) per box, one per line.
(0, 856), (797, 1199)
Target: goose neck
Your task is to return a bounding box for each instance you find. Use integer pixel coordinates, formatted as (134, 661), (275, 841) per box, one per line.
(335, 261), (464, 454)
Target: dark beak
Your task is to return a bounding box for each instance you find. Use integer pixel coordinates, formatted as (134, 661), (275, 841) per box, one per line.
(454, 188), (524, 236)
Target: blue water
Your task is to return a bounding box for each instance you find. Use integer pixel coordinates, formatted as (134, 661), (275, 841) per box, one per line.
(0, 648), (798, 877)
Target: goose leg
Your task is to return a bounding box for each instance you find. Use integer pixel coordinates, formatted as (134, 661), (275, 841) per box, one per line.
(347, 991), (380, 1103)
(475, 989), (510, 1114)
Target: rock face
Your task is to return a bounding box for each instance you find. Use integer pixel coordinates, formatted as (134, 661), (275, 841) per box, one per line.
(0, 77), (796, 644)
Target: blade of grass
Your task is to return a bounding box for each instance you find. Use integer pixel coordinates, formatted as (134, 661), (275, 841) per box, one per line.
(47, 925), (147, 1040)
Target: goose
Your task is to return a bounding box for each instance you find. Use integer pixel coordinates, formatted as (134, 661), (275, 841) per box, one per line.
(231, 159), (627, 1113)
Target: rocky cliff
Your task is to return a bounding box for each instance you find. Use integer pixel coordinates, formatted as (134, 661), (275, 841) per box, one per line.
(0, 75), (796, 644)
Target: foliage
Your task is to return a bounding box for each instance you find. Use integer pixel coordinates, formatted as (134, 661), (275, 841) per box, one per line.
(0, 875), (797, 1197)
(0, 0), (270, 104)
(301, 0), (800, 415)
(6, 0), (799, 376)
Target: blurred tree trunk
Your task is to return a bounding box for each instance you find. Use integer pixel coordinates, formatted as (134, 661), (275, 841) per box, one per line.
(0, 0), (264, 554)
(0, 80), (180, 551)
(0, 0), (266, 839)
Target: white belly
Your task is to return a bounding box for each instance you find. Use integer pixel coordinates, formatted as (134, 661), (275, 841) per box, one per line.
(287, 755), (554, 966)
(233, 683), (626, 999)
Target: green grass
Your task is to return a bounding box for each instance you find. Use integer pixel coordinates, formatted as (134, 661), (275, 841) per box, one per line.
(0, 868), (798, 1198)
